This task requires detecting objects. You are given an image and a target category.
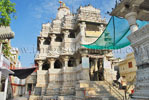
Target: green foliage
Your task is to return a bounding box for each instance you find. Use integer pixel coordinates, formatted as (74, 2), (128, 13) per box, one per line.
(0, 40), (11, 57)
(2, 42), (11, 57)
(0, 0), (16, 26)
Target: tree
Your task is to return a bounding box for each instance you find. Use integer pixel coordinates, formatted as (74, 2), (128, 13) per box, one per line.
(0, 0), (16, 26)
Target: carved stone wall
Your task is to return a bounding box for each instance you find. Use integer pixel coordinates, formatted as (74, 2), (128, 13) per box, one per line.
(33, 4), (110, 100)
(128, 25), (149, 99)
(36, 70), (48, 87)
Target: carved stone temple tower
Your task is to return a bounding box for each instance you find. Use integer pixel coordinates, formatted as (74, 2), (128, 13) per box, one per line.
(30, 2), (118, 100)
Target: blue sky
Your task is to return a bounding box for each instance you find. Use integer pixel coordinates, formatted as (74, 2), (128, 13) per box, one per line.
(10, 0), (131, 67)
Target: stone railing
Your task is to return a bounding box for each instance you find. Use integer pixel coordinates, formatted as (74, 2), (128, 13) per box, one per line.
(39, 45), (49, 54)
(48, 42), (62, 55)
(47, 65), (85, 84)
(61, 39), (76, 54)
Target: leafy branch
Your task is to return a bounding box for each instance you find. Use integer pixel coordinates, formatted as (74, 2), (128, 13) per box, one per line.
(0, 0), (16, 26)
(0, 40), (11, 57)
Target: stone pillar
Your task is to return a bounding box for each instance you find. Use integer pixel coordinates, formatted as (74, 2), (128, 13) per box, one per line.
(48, 58), (55, 69)
(76, 58), (80, 66)
(89, 58), (94, 81)
(128, 25), (149, 99)
(81, 54), (90, 81)
(94, 58), (98, 72)
(98, 24), (104, 32)
(63, 30), (69, 40)
(125, 12), (138, 33)
(50, 34), (56, 43)
(37, 60), (43, 70)
(63, 56), (69, 68)
(63, 30), (69, 51)
(39, 37), (44, 45)
(79, 22), (86, 44)
(4, 76), (8, 100)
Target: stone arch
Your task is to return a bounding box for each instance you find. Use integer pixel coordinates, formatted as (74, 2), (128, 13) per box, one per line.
(68, 57), (74, 67)
(54, 60), (62, 69)
(42, 62), (50, 70)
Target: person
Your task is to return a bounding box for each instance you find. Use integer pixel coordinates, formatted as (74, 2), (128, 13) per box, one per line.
(121, 76), (127, 90)
(29, 90), (31, 95)
(118, 77), (122, 89)
(129, 89), (134, 98)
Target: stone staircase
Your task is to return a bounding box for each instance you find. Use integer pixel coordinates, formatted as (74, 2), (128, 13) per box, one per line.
(30, 81), (125, 100)
(76, 81), (125, 100)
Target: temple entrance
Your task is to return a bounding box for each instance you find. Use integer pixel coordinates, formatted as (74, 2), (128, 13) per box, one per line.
(89, 58), (104, 81)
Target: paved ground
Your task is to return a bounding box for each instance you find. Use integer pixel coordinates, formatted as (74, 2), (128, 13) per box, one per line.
(10, 96), (28, 100)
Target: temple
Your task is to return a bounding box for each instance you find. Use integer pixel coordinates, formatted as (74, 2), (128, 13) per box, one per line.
(29, 3), (121, 100)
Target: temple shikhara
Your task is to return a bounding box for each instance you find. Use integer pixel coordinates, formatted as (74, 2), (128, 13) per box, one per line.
(29, 2), (121, 100)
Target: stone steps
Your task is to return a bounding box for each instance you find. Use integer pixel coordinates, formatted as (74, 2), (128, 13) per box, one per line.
(39, 81), (124, 100)
(86, 81), (124, 100)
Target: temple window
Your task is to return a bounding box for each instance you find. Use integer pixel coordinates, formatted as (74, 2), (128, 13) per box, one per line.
(128, 62), (133, 68)
(68, 30), (75, 38)
(43, 38), (50, 45)
(55, 35), (63, 42)
(42, 62), (50, 70)
(68, 57), (74, 67)
(54, 60), (62, 69)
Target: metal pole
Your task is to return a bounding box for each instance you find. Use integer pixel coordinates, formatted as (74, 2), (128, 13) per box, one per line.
(0, 43), (2, 54)
(4, 76), (8, 100)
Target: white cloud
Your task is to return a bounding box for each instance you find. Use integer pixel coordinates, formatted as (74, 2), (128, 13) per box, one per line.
(33, 0), (58, 19)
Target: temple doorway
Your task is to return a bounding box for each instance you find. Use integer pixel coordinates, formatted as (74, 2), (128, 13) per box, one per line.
(89, 58), (104, 81)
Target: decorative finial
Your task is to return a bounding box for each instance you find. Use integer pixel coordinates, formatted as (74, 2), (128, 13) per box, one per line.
(59, 1), (66, 7)
(59, 1), (63, 7)
(62, 2), (66, 7)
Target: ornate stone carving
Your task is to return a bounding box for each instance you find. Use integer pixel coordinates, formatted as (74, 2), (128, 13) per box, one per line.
(37, 60), (43, 70)
(48, 58), (56, 69)
(79, 22), (86, 36)
(39, 37), (44, 45)
(62, 56), (69, 68)
(128, 25), (149, 66)
(128, 25), (149, 99)
(50, 34), (56, 43)
(63, 30), (69, 41)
